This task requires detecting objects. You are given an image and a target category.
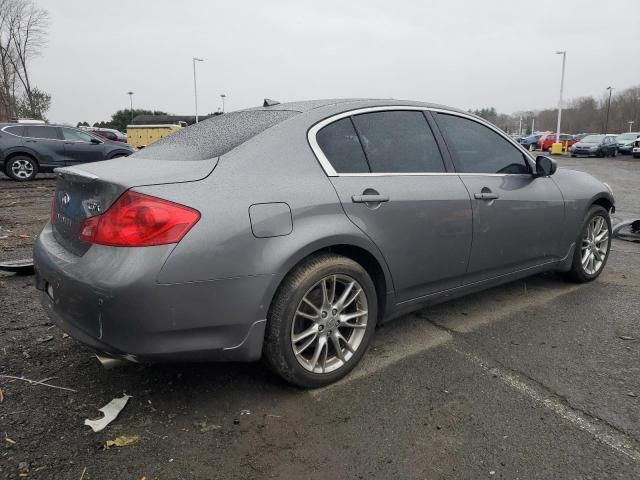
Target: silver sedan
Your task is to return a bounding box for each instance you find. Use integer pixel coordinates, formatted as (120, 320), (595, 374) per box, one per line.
(34, 99), (614, 387)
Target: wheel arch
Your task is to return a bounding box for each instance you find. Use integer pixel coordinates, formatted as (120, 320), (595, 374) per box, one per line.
(108, 149), (132, 159)
(4, 150), (40, 167)
(590, 194), (615, 215)
(263, 238), (395, 326)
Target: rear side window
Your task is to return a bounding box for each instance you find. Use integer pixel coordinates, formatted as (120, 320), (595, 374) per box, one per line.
(3, 126), (24, 136)
(352, 111), (445, 173)
(436, 114), (529, 174)
(134, 110), (298, 161)
(316, 117), (370, 173)
(26, 125), (60, 140)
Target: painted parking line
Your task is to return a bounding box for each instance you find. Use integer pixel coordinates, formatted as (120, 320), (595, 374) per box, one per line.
(453, 346), (640, 463)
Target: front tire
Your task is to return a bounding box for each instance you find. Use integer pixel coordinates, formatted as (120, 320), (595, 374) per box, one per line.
(5, 155), (38, 181)
(263, 254), (377, 388)
(565, 205), (611, 283)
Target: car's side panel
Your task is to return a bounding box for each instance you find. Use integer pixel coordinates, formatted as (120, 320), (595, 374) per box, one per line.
(330, 175), (473, 302)
(457, 173), (566, 280)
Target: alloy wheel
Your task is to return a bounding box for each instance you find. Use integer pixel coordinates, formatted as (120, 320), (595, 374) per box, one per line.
(10, 159), (34, 180)
(581, 215), (609, 275)
(291, 274), (368, 374)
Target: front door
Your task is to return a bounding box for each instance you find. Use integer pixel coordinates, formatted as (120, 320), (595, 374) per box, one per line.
(61, 127), (105, 165)
(433, 112), (566, 281)
(314, 110), (473, 302)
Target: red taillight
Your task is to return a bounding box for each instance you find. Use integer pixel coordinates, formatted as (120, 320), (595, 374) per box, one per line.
(79, 191), (200, 247)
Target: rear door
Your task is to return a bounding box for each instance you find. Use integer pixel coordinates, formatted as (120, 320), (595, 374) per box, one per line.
(23, 125), (66, 167)
(433, 112), (566, 282)
(61, 127), (106, 165)
(313, 109), (473, 302)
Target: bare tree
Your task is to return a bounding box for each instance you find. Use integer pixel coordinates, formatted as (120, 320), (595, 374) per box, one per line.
(0, 0), (18, 120)
(5, 0), (49, 117)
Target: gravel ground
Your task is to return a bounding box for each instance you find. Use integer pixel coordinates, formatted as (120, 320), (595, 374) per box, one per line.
(0, 157), (639, 479)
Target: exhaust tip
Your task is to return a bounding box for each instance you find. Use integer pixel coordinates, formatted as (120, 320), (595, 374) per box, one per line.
(95, 354), (128, 369)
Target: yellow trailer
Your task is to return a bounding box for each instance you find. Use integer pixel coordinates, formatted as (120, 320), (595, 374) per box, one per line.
(126, 124), (184, 148)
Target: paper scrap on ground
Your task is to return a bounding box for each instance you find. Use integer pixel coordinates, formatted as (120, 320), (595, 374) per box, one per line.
(84, 394), (132, 432)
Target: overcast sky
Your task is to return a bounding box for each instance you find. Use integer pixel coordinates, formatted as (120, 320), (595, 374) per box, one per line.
(33, 0), (640, 125)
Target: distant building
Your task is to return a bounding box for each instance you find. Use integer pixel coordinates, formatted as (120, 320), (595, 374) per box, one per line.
(131, 114), (219, 126)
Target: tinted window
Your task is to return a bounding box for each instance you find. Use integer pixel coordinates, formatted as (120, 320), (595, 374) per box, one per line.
(316, 117), (369, 173)
(26, 125), (59, 140)
(134, 110), (298, 161)
(437, 114), (529, 174)
(4, 126), (24, 136)
(352, 111), (445, 173)
(62, 128), (94, 143)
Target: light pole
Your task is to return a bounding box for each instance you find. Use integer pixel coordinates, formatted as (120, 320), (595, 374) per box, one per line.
(193, 57), (204, 123)
(220, 94), (226, 113)
(127, 91), (134, 124)
(604, 86), (614, 133)
(555, 51), (566, 145)
(629, 120), (635, 132)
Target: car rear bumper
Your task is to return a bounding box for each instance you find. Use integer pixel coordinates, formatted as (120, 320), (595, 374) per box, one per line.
(34, 223), (273, 362)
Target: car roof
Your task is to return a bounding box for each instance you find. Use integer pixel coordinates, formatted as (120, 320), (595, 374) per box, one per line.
(244, 98), (470, 115)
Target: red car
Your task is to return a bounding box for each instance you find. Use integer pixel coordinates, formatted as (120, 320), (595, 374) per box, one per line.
(537, 133), (576, 151)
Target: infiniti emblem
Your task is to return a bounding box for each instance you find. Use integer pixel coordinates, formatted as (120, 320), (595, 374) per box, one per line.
(61, 192), (71, 206)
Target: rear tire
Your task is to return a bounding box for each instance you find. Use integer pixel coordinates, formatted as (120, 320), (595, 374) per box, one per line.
(263, 254), (377, 388)
(5, 155), (38, 181)
(565, 205), (611, 283)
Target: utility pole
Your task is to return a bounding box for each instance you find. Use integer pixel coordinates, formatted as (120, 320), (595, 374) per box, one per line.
(519, 116), (522, 136)
(127, 92), (134, 124)
(193, 57), (204, 123)
(220, 94), (226, 113)
(604, 86), (614, 133)
(555, 51), (566, 144)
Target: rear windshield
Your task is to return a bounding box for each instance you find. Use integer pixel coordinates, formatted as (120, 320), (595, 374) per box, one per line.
(133, 110), (298, 161)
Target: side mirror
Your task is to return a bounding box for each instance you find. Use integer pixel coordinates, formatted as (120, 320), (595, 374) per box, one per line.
(535, 156), (557, 177)
(90, 138), (101, 144)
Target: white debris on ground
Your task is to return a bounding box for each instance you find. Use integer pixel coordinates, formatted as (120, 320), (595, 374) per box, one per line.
(84, 394), (132, 432)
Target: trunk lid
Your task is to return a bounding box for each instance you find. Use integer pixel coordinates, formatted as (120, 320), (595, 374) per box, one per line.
(51, 157), (217, 256)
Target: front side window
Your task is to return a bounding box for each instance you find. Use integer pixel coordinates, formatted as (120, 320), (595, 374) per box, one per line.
(26, 125), (60, 140)
(436, 114), (529, 174)
(62, 128), (94, 143)
(351, 111), (445, 173)
(316, 117), (369, 173)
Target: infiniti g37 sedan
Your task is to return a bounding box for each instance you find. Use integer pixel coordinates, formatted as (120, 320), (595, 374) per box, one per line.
(34, 99), (615, 388)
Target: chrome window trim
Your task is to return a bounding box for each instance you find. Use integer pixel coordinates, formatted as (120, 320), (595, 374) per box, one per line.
(1, 125), (25, 137)
(307, 105), (536, 177)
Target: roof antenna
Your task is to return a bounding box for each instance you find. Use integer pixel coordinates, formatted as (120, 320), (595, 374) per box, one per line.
(263, 98), (280, 107)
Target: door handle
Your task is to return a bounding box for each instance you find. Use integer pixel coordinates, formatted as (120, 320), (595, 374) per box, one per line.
(474, 192), (499, 200)
(352, 194), (389, 203)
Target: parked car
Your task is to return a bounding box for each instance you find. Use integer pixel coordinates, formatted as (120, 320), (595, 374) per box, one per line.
(633, 137), (640, 158)
(570, 134), (618, 157)
(0, 124), (135, 181)
(615, 132), (640, 155)
(34, 99), (615, 388)
(519, 133), (542, 150)
(537, 133), (576, 151)
(86, 127), (128, 144)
